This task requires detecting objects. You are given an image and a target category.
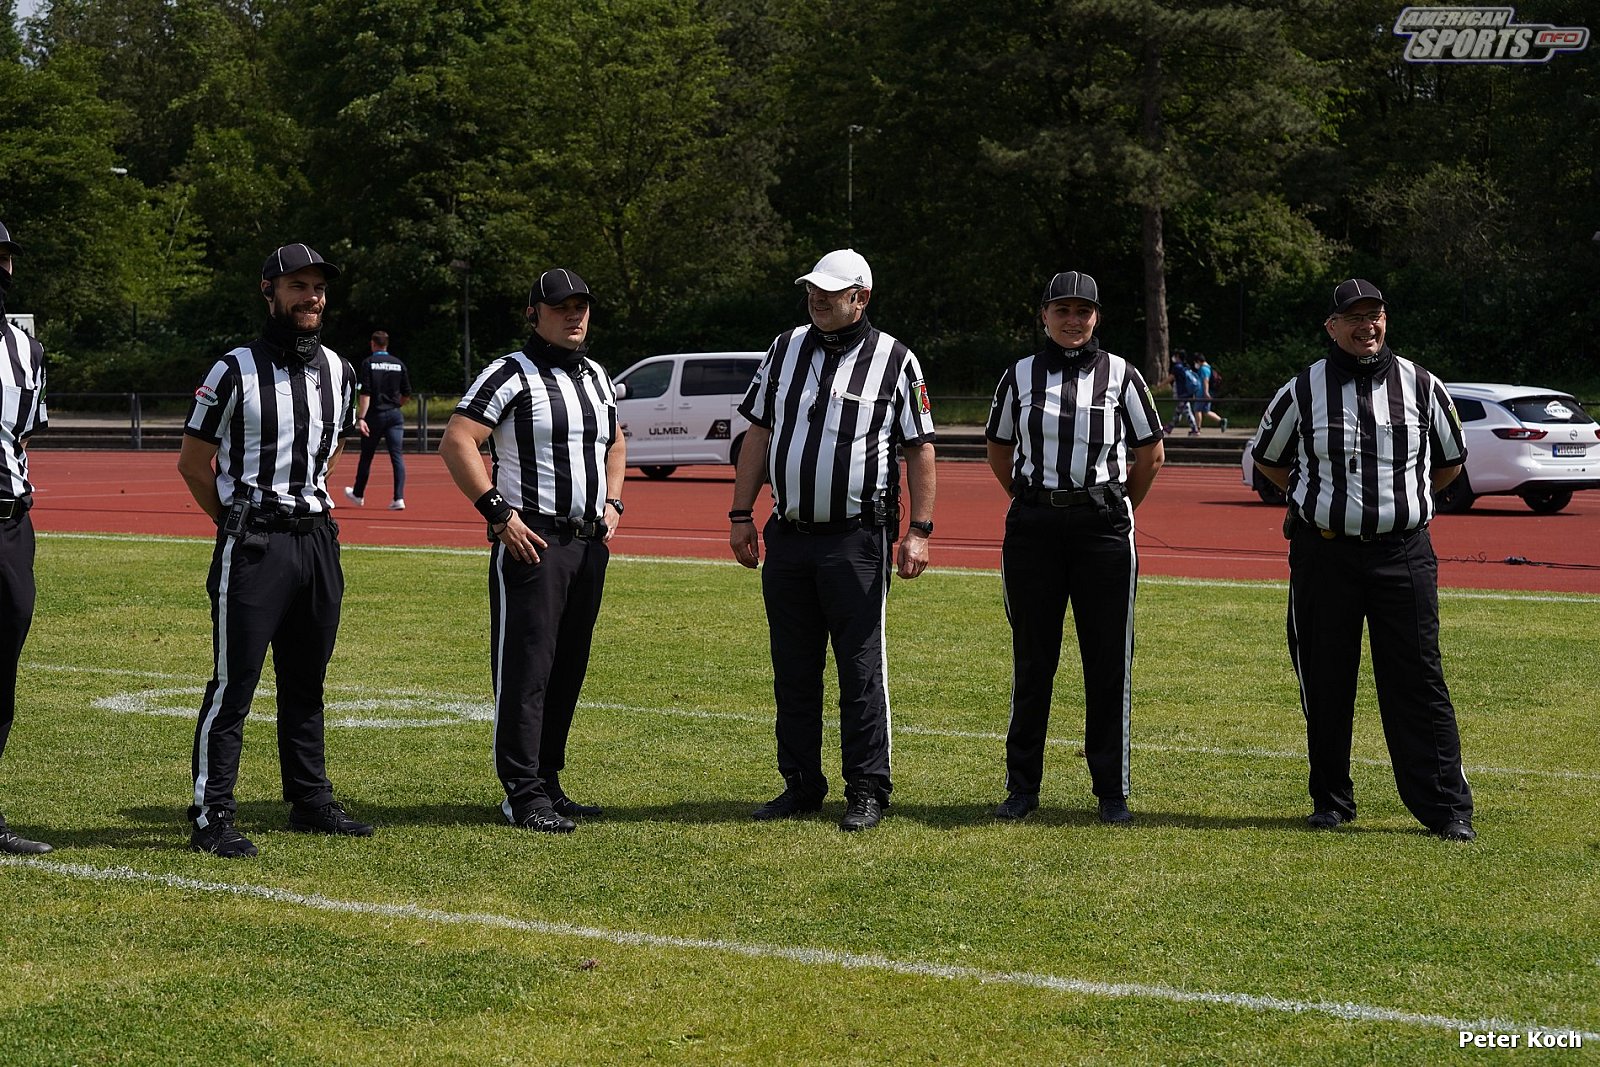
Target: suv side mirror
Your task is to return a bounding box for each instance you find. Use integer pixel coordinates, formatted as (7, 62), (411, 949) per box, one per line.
(613, 381), (628, 400)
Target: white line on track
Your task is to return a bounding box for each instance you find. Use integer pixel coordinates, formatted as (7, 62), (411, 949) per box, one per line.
(31, 663), (1600, 783)
(4, 856), (1592, 1041)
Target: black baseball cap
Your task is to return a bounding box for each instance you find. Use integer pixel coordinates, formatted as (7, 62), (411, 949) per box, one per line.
(529, 268), (592, 307)
(1330, 278), (1384, 315)
(0, 220), (21, 255)
(261, 243), (341, 281)
(1040, 270), (1100, 308)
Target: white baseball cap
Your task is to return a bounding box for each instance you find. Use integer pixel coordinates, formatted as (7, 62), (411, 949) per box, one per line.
(795, 248), (873, 292)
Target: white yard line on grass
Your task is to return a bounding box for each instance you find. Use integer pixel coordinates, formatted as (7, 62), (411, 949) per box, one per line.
(36, 533), (1600, 601)
(5, 856), (1594, 1042)
(29, 662), (1600, 783)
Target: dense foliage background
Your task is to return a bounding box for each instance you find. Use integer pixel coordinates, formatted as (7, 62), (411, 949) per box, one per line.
(3, 0), (1597, 398)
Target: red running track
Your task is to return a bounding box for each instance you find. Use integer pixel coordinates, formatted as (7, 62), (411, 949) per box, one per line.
(24, 452), (1600, 594)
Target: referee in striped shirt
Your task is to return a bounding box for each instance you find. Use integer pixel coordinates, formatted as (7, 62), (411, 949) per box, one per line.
(178, 243), (373, 858)
(0, 219), (52, 855)
(985, 271), (1164, 824)
(730, 249), (936, 832)
(1252, 278), (1475, 842)
(440, 268), (623, 835)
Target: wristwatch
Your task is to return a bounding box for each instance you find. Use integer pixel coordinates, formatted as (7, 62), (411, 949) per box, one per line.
(907, 519), (934, 537)
(606, 498), (625, 515)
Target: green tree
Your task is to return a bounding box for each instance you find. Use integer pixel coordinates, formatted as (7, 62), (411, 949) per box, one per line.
(499, 0), (784, 344)
(983, 0), (1335, 382)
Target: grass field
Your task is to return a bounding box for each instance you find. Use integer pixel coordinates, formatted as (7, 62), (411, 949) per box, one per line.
(2, 533), (1597, 1065)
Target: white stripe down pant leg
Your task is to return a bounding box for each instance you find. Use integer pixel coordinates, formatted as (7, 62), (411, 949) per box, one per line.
(0, 509), (36, 764)
(761, 519), (893, 805)
(190, 525), (343, 828)
(489, 532), (609, 822)
(1002, 499), (1136, 800)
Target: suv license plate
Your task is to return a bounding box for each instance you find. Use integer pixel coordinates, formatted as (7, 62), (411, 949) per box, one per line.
(1553, 443), (1587, 457)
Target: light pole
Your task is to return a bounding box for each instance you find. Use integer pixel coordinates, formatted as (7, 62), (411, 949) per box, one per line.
(847, 124), (864, 240)
(449, 257), (472, 392)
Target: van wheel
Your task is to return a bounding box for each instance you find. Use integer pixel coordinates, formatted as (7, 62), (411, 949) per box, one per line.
(1520, 488), (1572, 514)
(1433, 472), (1475, 514)
(729, 433), (746, 469)
(640, 465), (677, 480)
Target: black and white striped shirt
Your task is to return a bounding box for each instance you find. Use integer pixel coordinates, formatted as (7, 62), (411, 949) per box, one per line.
(455, 351), (618, 522)
(1253, 354), (1466, 537)
(0, 319), (47, 499)
(986, 347), (1162, 490)
(739, 325), (936, 523)
(184, 342), (356, 514)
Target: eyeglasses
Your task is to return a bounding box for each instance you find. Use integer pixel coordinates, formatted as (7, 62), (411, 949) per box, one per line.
(1336, 310), (1385, 325)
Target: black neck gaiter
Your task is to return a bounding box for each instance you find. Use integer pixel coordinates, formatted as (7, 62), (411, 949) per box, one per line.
(1043, 334), (1100, 366)
(523, 334), (590, 374)
(1327, 340), (1394, 380)
(811, 313), (871, 358)
(261, 315), (322, 365)
(0, 264), (11, 315)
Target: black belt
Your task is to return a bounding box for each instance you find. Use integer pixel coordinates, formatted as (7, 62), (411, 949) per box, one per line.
(777, 515), (879, 535)
(1299, 518), (1424, 544)
(0, 497), (31, 521)
(519, 512), (606, 540)
(247, 512), (332, 534)
(1017, 485), (1124, 508)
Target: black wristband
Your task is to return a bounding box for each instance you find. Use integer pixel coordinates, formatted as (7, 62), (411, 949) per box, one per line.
(728, 508), (753, 520)
(475, 488), (513, 525)
(730, 516), (754, 524)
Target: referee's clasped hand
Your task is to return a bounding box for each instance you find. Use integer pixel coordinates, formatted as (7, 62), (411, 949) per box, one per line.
(495, 513), (547, 564)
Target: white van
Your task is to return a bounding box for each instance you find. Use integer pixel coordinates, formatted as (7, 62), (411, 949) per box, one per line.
(612, 351), (764, 479)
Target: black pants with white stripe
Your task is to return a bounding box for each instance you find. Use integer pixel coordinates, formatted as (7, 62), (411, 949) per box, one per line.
(489, 533), (608, 820)
(0, 510), (36, 765)
(1001, 499), (1137, 800)
(189, 524), (343, 828)
(1287, 525), (1472, 829)
(760, 518), (893, 805)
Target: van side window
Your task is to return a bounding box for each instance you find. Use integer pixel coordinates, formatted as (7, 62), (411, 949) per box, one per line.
(619, 360), (673, 400)
(682, 358), (761, 397)
(1453, 398), (1486, 422)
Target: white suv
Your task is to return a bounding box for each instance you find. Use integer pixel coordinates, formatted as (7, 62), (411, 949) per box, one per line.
(1240, 382), (1600, 514)
(1435, 383), (1599, 513)
(612, 352), (763, 479)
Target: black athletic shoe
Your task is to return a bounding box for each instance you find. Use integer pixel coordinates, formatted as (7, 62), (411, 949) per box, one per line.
(0, 819), (52, 855)
(547, 775), (602, 818)
(1435, 820), (1476, 842)
(1306, 810), (1349, 830)
(1097, 797), (1133, 824)
(512, 807), (576, 834)
(190, 817), (258, 858)
(751, 786), (824, 821)
(288, 800), (375, 837)
(839, 781), (883, 832)
(992, 793), (1039, 821)
(551, 795), (602, 819)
